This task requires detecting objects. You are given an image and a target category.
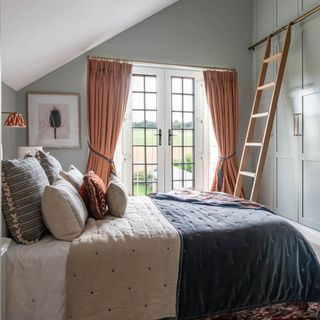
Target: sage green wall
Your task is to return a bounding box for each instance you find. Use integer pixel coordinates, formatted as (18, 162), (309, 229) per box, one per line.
(2, 82), (18, 159)
(13, 0), (253, 171)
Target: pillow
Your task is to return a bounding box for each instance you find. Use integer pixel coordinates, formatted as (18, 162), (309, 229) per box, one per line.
(106, 174), (128, 217)
(35, 150), (62, 184)
(80, 171), (107, 220)
(41, 175), (88, 241)
(1, 157), (49, 244)
(60, 165), (83, 191)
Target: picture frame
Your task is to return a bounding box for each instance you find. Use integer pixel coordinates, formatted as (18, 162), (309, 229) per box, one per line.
(27, 92), (81, 148)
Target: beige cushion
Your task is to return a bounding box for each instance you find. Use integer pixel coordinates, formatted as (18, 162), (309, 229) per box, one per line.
(106, 174), (128, 217)
(41, 175), (88, 241)
(60, 165), (84, 191)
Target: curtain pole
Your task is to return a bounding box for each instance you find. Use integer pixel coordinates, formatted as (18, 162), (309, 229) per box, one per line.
(87, 55), (236, 72)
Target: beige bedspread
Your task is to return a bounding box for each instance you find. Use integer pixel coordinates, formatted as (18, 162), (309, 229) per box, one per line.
(66, 196), (181, 320)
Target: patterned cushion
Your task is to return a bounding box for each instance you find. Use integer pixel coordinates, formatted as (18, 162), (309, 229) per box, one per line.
(35, 150), (62, 184)
(2, 157), (49, 244)
(60, 165), (83, 191)
(80, 171), (107, 220)
(106, 174), (128, 217)
(42, 175), (88, 241)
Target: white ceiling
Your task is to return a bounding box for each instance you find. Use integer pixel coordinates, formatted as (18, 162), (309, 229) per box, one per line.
(1, 0), (177, 91)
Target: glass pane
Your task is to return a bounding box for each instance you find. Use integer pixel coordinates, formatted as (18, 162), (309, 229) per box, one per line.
(173, 181), (182, 190)
(172, 94), (182, 111)
(145, 111), (156, 128)
(132, 111), (144, 128)
(146, 129), (157, 146)
(146, 183), (156, 195)
(184, 130), (193, 146)
(183, 78), (193, 94)
(133, 183), (146, 196)
(146, 147), (157, 163)
(172, 147), (183, 163)
(184, 164), (194, 180)
(146, 165), (157, 182)
(183, 95), (193, 112)
(133, 165), (145, 182)
(183, 113), (193, 129)
(145, 93), (156, 109)
(132, 76), (144, 91)
(184, 180), (193, 189)
(172, 77), (182, 93)
(133, 146), (145, 164)
(173, 164), (183, 180)
(172, 130), (182, 146)
(132, 92), (144, 109)
(133, 129), (145, 145)
(145, 77), (156, 92)
(184, 147), (193, 163)
(172, 112), (182, 129)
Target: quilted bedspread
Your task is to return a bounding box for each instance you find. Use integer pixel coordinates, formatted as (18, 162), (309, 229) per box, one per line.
(151, 192), (320, 319)
(66, 196), (180, 320)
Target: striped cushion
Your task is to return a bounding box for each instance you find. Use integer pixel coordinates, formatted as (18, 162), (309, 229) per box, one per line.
(2, 157), (49, 244)
(35, 150), (62, 184)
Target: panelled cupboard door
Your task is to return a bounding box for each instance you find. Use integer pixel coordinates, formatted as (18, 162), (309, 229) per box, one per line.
(302, 17), (320, 89)
(275, 27), (302, 95)
(275, 95), (300, 222)
(301, 0), (320, 12)
(276, 0), (299, 27)
(300, 92), (320, 231)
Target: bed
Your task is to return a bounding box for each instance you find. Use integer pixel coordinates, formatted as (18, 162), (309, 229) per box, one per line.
(3, 192), (320, 320)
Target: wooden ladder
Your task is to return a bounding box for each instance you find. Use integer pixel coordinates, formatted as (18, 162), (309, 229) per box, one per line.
(234, 23), (292, 202)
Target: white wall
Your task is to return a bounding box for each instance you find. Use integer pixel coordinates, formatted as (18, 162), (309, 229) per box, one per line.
(8, 0), (253, 172)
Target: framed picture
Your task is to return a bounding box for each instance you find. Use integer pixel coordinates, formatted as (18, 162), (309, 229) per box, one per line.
(27, 92), (81, 148)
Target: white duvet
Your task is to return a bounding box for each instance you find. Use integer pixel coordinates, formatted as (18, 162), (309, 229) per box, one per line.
(5, 235), (70, 320)
(4, 196), (181, 320)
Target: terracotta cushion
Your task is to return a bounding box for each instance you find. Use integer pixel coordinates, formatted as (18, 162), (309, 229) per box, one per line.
(80, 171), (107, 220)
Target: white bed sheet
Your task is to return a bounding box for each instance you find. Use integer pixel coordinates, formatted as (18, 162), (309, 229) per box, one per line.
(5, 234), (70, 320)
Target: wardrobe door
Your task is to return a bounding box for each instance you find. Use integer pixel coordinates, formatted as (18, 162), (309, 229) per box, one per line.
(275, 95), (300, 221)
(300, 92), (320, 231)
(300, 17), (320, 231)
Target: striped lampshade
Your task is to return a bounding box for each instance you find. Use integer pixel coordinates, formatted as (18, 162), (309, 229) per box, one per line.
(3, 112), (26, 128)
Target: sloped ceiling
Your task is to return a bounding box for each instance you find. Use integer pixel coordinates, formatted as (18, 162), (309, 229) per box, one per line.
(1, 0), (177, 90)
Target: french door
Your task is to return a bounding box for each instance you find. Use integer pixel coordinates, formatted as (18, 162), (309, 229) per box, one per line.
(119, 66), (209, 196)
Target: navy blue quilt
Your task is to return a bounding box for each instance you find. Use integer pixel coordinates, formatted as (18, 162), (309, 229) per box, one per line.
(151, 193), (320, 320)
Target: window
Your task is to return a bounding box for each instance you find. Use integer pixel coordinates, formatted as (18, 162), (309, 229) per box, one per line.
(117, 66), (218, 195)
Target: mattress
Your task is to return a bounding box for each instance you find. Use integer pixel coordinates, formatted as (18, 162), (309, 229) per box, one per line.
(5, 234), (70, 320)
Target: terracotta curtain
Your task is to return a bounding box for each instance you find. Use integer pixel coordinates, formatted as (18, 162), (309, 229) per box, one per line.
(86, 59), (132, 184)
(203, 70), (241, 195)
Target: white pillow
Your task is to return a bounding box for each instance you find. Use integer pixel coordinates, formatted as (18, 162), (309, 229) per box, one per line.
(106, 174), (128, 217)
(60, 165), (84, 191)
(41, 175), (88, 241)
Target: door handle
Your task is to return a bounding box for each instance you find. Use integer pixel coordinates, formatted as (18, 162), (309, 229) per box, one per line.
(154, 129), (162, 146)
(293, 113), (302, 136)
(168, 129), (177, 146)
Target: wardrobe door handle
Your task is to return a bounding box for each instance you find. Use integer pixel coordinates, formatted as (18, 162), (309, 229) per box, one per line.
(293, 113), (302, 136)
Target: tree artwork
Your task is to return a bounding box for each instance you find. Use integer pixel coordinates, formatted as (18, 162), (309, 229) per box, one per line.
(49, 106), (62, 139)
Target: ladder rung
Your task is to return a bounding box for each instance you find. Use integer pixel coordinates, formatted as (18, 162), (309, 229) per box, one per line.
(251, 112), (269, 118)
(257, 82), (275, 90)
(239, 171), (256, 178)
(245, 142), (262, 147)
(264, 53), (282, 64)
